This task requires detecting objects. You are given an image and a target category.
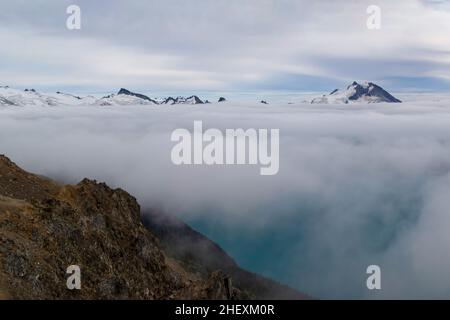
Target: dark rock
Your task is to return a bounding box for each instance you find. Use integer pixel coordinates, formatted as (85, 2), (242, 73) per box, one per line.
(190, 95), (204, 104)
(346, 82), (401, 103)
(0, 155), (257, 300)
(5, 253), (28, 277)
(56, 91), (81, 99)
(117, 88), (158, 104)
(142, 210), (310, 300)
(0, 97), (16, 106)
(163, 95), (204, 105)
(0, 155), (309, 300)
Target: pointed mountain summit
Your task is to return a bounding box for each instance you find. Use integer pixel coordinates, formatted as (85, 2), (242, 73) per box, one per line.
(311, 81), (401, 104)
(116, 88), (158, 104)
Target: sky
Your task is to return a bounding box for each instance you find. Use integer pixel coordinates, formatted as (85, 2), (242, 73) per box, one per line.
(1, 0), (450, 93)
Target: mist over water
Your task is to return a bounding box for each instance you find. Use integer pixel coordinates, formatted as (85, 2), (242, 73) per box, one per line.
(2, 96), (450, 298)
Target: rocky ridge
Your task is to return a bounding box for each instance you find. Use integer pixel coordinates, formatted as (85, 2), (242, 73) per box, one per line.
(0, 86), (208, 107)
(0, 155), (307, 300)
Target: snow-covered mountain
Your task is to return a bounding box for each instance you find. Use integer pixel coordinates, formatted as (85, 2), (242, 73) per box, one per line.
(161, 95), (204, 105)
(311, 82), (402, 104)
(0, 86), (207, 107)
(98, 88), (158, 106)
(0, 86), (94, 106)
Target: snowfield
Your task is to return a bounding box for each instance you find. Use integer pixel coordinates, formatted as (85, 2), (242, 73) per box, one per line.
(311, 81), (402, 104)
(1, 94), (450, 299)
(0, 86), (208, 107)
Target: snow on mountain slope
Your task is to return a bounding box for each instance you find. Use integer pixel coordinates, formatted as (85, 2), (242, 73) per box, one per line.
(162, 95), (204, 105)
(113, 88), (158, 104)
(311, 81), (402, 104)
(0, 86), (207, 107)
(97, 94), (157, 106)
(49, 92), (98, 106)
(0, 87), (97, 106)
(0, 87), (56, 106)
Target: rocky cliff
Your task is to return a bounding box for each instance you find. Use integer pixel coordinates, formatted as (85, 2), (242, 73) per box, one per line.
(0, 155), (306, 300)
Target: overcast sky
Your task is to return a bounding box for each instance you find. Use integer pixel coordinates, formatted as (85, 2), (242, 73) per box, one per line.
(1, 0), (450, 93)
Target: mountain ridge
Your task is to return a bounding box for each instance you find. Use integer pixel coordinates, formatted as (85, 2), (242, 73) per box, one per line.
(0, 86), (207, 107)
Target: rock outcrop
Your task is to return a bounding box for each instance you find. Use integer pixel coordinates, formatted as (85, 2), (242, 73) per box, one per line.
(0, 155), (307, 300)
(0, 155), (235, 299)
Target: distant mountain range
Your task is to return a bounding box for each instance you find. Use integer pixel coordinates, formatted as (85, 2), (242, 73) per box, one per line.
(0, 82), (403, 107)
(0, 86), (220, 107)
(311, 81), (402, 104)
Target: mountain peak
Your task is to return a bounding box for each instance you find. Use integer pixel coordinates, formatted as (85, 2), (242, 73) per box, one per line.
(312, 81), (401, 104)
(117, 88), (131, 95)
(116, 88), (157, 104)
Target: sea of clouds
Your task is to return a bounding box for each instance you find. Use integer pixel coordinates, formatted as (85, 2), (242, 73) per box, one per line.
(1, 96), (450, 299)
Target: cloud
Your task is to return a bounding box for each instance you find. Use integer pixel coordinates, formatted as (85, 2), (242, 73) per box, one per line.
(2, 96), (450, 298)
(1, 0), (450, 91)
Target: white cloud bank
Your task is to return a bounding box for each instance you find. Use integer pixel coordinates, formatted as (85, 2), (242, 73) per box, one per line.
(2, 96), (450, 298)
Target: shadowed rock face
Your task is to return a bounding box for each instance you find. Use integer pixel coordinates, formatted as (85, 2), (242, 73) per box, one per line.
(0, 155), (234, 299)
(0, 155), (307, 300)
(0, 97), (15, 106)
(142, 211), (310, 300)
(347, 82), (401, 103)
(117, 88), (158, 104)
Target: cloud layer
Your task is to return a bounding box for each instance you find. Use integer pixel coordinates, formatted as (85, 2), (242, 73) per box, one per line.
(2, 96), (450, 298)
(1, 0), (450, 92)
